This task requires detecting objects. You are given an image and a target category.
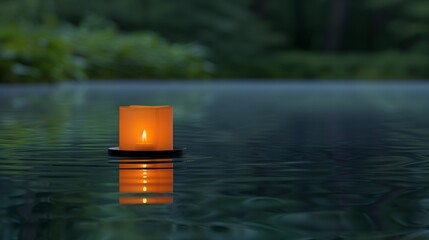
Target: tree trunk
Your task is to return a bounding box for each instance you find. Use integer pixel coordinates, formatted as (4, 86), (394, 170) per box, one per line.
(327, 0), (348, 52)
(294, 0), (307, 49)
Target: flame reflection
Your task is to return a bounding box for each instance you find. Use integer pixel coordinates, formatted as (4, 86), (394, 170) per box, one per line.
(119, 159), (173, 204)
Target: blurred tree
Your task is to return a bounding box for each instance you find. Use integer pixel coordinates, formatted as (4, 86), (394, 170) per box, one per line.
(9, 0), (281, 76)
(3, 0), (429, 53)
(385, 0), (429, 51)
(1, 0), (429, 80)
(0, 19), (210, 83)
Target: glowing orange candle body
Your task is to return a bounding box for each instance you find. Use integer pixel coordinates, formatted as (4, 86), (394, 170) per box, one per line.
(119, 106), (173, 151)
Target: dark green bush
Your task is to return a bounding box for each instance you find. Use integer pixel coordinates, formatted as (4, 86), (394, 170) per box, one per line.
(238, 51), (429, 80)
(1, 21), (428, 82)
(0, 21), (211, 83)
(0, 23), (82, 82)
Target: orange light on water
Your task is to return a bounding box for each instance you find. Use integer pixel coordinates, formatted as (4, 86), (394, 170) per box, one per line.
(119, 196), (173, 204)
(119, 159), (174, 204)
(119, 168), (173, 192)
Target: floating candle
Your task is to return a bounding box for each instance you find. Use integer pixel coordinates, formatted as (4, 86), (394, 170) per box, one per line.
(119, 105), (173, 151)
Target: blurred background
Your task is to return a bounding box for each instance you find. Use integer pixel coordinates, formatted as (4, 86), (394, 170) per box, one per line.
(0, 0), (429, 83)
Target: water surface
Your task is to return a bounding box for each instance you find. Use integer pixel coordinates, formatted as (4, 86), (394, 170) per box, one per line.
(1, 82), (429, 240)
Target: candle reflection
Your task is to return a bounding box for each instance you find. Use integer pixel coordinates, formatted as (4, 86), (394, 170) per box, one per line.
(119, 196), (173, 204)
(119, 159), (173, 204)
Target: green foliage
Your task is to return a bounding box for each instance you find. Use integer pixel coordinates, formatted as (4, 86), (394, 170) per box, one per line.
(68, 17), (211, 80)
(365, 0), (429, 51)
(0, 23), (83, 83)
(2, 0), (284, 79)
(0, 19), (211, 83)
(1, 0), (429, 80)
(245, 52), (429, 80)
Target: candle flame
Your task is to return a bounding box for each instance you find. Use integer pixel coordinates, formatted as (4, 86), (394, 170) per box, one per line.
(142, 130), (147, 142)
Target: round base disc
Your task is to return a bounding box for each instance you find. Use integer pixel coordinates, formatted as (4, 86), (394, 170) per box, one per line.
(108, 147), (185, 158)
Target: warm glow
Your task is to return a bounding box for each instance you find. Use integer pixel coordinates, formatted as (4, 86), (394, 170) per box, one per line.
(119, 106), (173, 150)
(142, 130), (147, 142)
(120, 196), (173, 204)
(119, 159), (174, 204)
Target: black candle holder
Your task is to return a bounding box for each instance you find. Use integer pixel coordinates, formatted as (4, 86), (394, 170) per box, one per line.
(108, 147), (185, 158)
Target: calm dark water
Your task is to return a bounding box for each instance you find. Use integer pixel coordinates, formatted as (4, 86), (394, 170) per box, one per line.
(1, 82), (429, 240)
